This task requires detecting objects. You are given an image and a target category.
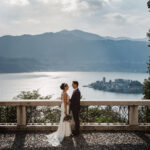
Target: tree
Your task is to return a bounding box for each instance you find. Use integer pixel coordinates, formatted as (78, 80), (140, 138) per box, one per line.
(139, 1), (150, 123)
(148, 0), (150, 8)
(143, 56), (150, 99)
(147, 0), (150, 48)
(143, 1), (150, 99)
(142, 57), (150, 122)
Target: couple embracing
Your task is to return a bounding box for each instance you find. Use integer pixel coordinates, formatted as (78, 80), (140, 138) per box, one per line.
(46, 81), (81, 146)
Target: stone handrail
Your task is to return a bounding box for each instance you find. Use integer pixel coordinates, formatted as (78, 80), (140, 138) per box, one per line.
(0, 99), (150, 106)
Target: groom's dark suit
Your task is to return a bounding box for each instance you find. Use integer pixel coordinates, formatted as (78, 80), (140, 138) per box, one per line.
(70, 88), (81, 134)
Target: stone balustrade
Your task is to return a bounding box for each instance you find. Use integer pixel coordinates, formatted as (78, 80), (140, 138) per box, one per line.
(0, 99), (150, 131)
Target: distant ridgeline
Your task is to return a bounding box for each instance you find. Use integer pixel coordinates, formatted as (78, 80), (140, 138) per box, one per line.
(0, 29), (149, 73)
(84, 77), (143, 94)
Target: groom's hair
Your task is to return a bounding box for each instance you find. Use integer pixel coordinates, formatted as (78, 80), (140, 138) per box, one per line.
(73, 81), (79, 87)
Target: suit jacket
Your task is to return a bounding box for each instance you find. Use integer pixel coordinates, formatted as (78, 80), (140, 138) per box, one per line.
(70, 88), (81, 112)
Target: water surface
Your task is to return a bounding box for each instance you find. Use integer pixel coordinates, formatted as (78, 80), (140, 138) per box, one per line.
(0, 72), (148, 101)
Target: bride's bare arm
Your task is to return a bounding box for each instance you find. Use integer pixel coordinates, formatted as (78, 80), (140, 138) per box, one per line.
(64, 93), (68, 115)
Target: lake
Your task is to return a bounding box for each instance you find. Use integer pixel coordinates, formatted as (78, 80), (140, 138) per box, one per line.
(0, 72), (148, 101)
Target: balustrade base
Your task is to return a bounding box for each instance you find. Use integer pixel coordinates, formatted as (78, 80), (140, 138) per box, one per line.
(0, 123), (150, 132)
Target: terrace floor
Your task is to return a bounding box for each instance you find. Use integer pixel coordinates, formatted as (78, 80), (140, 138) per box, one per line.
(0, 131), (150, 150)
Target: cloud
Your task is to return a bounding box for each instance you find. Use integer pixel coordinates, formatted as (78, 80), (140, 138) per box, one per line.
(0, 0), (149, 38)
(5, 0), (30, 6)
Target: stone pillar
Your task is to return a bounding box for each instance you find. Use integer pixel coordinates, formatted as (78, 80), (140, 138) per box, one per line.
(17, 106), (26, 126)
(129, 105), (138, 125)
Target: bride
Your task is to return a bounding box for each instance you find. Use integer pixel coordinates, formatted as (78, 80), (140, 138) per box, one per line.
(46, 83), (72, 146)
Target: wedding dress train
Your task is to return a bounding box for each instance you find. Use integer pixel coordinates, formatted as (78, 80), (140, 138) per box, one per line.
(46, 91), (72, 146)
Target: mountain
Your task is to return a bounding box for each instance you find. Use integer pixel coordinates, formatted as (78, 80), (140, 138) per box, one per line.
(0, 56), (46, 73)
(57, 29), (104, 40)
(0, 29), (149, 73)
(104, 36), (148, 41)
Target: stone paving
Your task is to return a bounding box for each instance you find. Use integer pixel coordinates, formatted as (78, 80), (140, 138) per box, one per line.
(0, 131), (150, 150)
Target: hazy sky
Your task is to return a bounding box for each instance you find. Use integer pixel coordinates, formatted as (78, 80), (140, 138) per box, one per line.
(0, 0), (149, 38)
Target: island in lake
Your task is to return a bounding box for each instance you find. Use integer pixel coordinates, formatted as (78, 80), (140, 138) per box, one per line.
(84, 77), (143, 94)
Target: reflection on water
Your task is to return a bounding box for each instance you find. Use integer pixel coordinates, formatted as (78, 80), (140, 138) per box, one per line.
(0, 72), (148, 100)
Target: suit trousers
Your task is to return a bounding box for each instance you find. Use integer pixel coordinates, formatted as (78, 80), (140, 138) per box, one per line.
(72, 110), (80, 134)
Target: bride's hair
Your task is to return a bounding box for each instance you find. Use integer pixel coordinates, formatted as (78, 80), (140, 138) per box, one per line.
(60, 83), (67, 90)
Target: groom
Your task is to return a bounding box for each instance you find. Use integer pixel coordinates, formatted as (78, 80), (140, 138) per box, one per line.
(70, 81), (81, 136)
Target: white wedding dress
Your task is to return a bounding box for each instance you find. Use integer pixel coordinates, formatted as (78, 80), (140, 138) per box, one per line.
(46, 91), (72, 146)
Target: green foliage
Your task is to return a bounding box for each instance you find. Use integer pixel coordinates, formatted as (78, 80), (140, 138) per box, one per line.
(143, 77), (150, 99)
(0, 106), (16, 123)
(80, 106), (126, 123)
(13, 89), (52, 100)
(148, 0), (150, 9)
(139, 1), (150, 123)
(147, 1), (150, 47)
(143, 56), (150, 100)
(138, 106), (150, 123)
(41, 108), (61, 123)
(143, 2), (150, 99)
(146, 56), (150, 76)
